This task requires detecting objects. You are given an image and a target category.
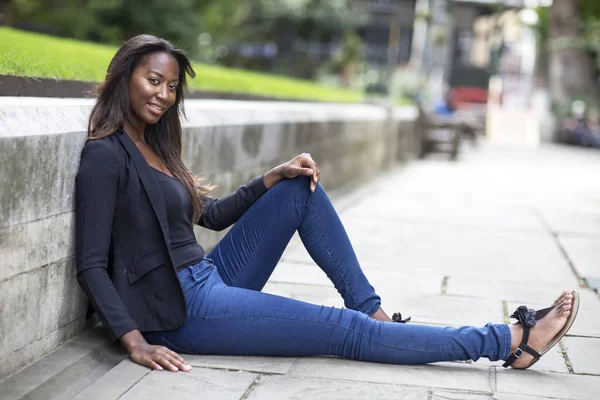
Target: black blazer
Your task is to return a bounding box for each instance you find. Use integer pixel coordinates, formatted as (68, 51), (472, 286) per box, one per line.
(75, 129), (267, 341)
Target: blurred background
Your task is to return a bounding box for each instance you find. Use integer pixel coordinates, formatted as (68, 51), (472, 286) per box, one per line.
(1, 0), (599, 147)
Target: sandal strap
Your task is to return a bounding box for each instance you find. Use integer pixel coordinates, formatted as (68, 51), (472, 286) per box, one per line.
(502, 304), (554, 368)
(392, 312), (411, 323)
(502, 325), (543, 367)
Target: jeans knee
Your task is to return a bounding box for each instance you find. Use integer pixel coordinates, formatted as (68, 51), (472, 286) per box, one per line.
(278, 176), (313, 197)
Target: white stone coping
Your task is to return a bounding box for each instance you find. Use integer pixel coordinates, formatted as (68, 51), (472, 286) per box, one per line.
(0, 97), (417, 138)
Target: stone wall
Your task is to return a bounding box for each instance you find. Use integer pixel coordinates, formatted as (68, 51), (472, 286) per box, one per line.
(0, 97), (418, 381)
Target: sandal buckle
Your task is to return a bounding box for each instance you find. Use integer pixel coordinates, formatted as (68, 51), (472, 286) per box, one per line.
(514, 348), (523, 358)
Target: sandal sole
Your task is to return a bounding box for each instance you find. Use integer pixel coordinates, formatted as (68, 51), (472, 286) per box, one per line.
(517, 290), (580, 369)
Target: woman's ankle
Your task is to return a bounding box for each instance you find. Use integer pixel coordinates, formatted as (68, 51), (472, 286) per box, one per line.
(371, 307), (393, 322)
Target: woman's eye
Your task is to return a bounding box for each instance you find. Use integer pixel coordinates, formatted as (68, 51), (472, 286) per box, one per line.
(169, 85), (178, 91)
(149, 78), (159, 84)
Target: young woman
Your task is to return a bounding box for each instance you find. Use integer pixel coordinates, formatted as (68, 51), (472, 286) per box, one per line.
(76, 35), (579, 374)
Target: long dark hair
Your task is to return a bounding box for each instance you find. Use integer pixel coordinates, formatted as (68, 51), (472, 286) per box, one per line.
(88, 34), (211, 222)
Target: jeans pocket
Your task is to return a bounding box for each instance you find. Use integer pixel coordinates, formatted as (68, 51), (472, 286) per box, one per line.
(161, 337), (194, 355)
(179, 258), (213, 295)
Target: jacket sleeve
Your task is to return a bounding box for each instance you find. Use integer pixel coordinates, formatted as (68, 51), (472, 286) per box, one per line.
(75, 140), (138, 341)
(197, 175), (268, 231)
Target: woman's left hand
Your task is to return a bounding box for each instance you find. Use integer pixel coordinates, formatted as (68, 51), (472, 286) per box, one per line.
(264, 153), (320, 191)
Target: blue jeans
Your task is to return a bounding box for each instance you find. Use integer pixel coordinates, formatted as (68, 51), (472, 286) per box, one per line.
(146, 177), (511, 364)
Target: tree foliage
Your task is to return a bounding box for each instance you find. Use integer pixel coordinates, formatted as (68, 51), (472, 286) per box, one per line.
(6, 0), (365, 77)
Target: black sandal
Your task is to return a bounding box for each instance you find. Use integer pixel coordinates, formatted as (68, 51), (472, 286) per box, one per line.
(503, 290), (580, 369)
(392, 312), (411, 323)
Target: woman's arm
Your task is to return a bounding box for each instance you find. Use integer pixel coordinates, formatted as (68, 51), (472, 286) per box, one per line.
(76, 140), (137, 339)
(197, 175), (268, 231)
(197, 153), (320, 231)
(76, 140), (190, 372)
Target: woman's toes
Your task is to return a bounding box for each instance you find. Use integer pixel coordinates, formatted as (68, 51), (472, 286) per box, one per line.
(554, 291), (569, 305)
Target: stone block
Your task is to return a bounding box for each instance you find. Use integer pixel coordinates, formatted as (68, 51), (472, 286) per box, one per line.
(0, 131), (86, 228)
(496, 369), (600, 400)
(0, 224), (26, 281)
(0, 212), (75, 281)
(181, 355), (296, 375)
(0, 326), (109, 399)
(0, 316), (88, 382)
(119, 367), (258, 400)
(291, 357), (493, 393)
(0, 257), (88, 360)
(562, 337), (600, 375)
(247, 375), (428, 399)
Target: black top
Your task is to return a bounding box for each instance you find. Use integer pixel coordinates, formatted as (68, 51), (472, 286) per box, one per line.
(75, 130), (269, 341)
(151, 168), (205, 271)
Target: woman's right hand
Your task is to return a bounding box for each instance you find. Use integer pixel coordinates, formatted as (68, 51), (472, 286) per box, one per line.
(130, 342), (192, 372)
(120, 329), (192, 372)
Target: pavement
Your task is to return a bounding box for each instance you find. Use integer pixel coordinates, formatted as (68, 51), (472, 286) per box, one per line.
(2, 140), (599, 399)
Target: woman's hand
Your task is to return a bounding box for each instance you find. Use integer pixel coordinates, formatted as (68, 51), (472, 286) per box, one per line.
(120, 329), (191, 372)
(264, 153), (320, 191)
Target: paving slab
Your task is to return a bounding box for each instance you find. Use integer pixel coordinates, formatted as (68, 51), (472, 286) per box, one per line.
(262, 281), (345, 309)
(345, 201), (546, 233)
(472, 344), (568, 374)
(507, 300), (600, 339)
(558, 236), (599, 280)
(72, 359), (150, 400)
(291, 357), (493, 393)
(492, 394), (564, 400)
(496, 369), (600, 400)
(246, 375), (428, 399)
(0, 326), (110, 399)
(181, 355), (297, 375)
(119, 368), (258, 400)
(430, 390), (492, 399)
(538, 208), (600, 236)
(282, 220), (576, 285)
(381, 294), (504, 327)
(445, 277), (582, 305)
(561, 337), (600, 375)
(268, 260), (334, 287)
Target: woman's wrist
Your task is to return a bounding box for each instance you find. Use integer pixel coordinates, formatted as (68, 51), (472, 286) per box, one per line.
(119, 329), (147, 353)
(263, 165), (285, 189)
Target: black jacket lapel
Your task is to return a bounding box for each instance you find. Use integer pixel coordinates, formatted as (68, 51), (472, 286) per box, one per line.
(117, 130), (171, 246)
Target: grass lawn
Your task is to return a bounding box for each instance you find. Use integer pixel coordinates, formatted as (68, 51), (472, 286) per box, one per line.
(0, 27), (363, 102)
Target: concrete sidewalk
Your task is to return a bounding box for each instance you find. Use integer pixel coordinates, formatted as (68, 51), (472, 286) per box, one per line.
(2, 141), (599, 399)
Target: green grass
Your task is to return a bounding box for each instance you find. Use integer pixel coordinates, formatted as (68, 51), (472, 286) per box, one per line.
(0, 27), (363, 102)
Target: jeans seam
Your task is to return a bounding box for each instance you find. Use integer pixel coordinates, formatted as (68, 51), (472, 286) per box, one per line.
(306, 202), (360, 311)
(219, 203), (311, 286)
(501, 323), (511, 360)
(186, 314), (470, 355)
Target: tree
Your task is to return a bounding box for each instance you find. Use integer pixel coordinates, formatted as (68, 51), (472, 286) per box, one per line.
(548, 0), (600, 114)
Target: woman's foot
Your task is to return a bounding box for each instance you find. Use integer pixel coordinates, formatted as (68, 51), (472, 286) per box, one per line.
(508, 290), (573, 369)
(371, 307), (393, 322)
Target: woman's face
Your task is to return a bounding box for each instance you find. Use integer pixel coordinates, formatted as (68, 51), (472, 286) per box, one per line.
(128, 52), (180, 126)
